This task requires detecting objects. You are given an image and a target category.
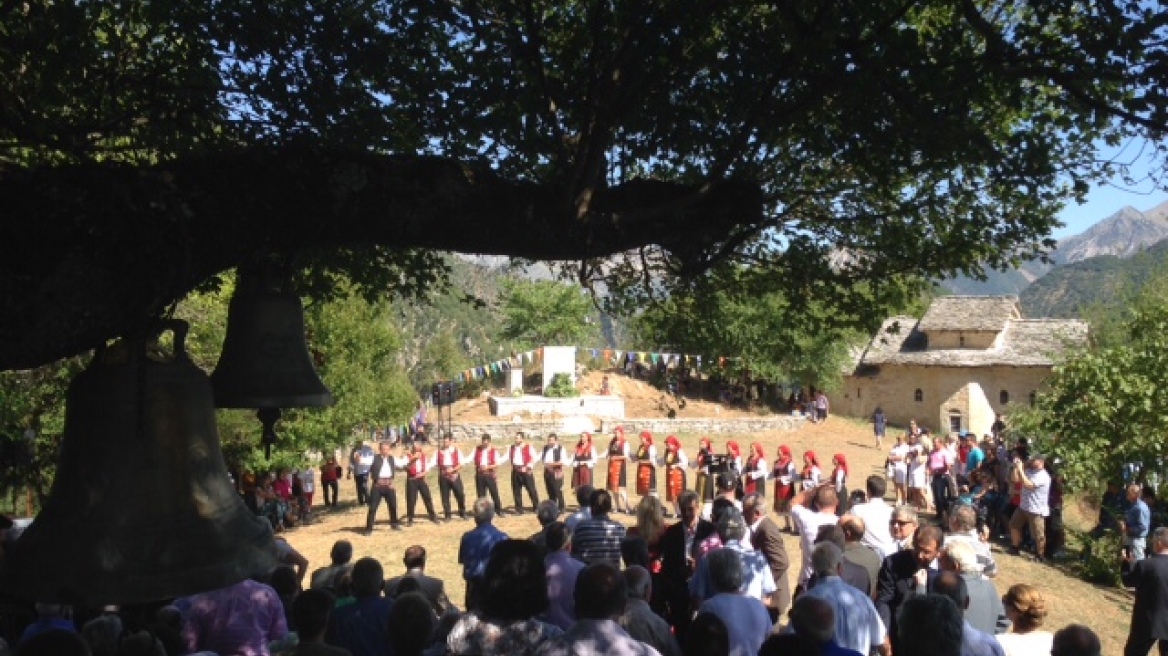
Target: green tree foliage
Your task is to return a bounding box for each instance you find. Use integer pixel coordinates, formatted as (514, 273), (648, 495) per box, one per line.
(1015, 274), (1168, 492)
(500, 280), (602, 349)
(636, 265), (929, 389)
(3, 1), (1168, 370)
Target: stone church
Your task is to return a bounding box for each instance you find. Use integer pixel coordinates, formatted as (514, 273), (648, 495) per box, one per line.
(828, 296), (1088, 437)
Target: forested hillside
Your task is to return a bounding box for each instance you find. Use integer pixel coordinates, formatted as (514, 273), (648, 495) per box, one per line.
(1020, 240), (1168, 318)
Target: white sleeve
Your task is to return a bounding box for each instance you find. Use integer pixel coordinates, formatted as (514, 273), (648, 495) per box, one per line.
(589, 447), (597, 467)
(498, 449), (511, 464)
(677, 450), (689, 469)
(754, 458), (768, 480)
(650, 445), (658, 463)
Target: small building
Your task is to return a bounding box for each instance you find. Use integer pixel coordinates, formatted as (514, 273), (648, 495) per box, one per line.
(828, 296), (1088, 437)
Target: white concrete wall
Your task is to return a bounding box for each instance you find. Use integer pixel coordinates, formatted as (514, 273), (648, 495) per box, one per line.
(541, 346), (577, 392)
(490, 394), (626, 419)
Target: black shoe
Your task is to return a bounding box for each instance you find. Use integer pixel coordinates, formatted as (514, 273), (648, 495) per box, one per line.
(429, 516), (440, 524)
(362, 529), (373, 536)
(406, 519), (415, 527)
(460, 512), (467, 520)
(391, 523), (403, 531)
(1008, 546), (1021, 556)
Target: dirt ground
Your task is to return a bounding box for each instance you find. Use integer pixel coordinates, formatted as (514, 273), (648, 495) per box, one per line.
(281, 375), (1134, 653)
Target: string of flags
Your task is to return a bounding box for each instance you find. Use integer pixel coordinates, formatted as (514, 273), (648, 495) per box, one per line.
(454, 347), (745, 382)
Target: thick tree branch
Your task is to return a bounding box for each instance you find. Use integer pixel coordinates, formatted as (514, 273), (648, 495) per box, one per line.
(0, 146), (763, 370)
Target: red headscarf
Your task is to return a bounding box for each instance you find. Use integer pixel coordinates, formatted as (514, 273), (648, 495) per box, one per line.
(665, 435), (680, 451)
(699, 437), (712, 450)
(833, 453), (849, 477)
(579, 432), (592, 446)
(727, 441), (741, 458)
(777, 445), (793, 466)
(803, 450), (820, 468)
(640, 430), (654, 445)
(750, 442), (765, 460)
(614, 426), (626, 443)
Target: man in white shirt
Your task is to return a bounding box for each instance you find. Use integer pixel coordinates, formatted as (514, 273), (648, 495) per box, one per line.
(1008, 453), (1051, 561)
(850, 475), (896, 558)
(436, 433), (469, 520)
(790, 483), (840, 590)
(473, 433), (506, 513)
(542, 434), (567, 511)
(701, 473), (742, 522)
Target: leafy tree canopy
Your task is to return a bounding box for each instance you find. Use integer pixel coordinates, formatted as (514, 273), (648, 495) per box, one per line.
(1014, 271), (1168, 492)
(2, 0), (1167, 369)
(500, 279), (601, 348)
(635, 263), (932, 387)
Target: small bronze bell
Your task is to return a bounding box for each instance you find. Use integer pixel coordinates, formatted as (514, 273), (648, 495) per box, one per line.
(0, 321), (276, 605)
(211, 266), (333, 456)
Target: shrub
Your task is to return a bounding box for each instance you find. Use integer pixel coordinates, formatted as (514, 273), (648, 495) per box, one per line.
(544, 373), (579, 398)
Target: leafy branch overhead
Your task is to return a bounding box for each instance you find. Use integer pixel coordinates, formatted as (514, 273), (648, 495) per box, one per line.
(2, 0), (1167, 369)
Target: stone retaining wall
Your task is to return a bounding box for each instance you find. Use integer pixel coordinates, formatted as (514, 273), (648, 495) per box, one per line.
(440, 415), (805, 442)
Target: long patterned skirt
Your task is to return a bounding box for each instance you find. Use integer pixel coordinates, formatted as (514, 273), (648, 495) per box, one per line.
(666, 468), (686, 502)
(607, 459), (626, 491)
(636, 463), (657, 496)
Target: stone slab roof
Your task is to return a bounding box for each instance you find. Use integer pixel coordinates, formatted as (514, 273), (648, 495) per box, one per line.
(917, 295), (1021, 333)
(850, 314), (1088, 369)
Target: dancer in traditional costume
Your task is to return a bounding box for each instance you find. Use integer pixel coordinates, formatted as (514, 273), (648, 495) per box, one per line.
(606, 426), (632, 513)
(663, 435), (689, 518)
(634, 430), (658, 498)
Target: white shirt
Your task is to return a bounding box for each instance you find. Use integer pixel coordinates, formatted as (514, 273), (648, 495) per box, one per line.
(996, 631), (1054, 656)
(296, 469), (315, 493)
(791, 504), (840, 585)
(437, 448), (470, 468)
(747, 457), (767, 481)
(666, 449), (689, 469)
(889, 445), (910, 472)
(543, 444), (566, 465)
(850, 499), (896, 559)
(635, 444), (658, 464)
(1019, 468), (1051, 516)
(700, 499), (743, 522)
(570, 447), (597, 468)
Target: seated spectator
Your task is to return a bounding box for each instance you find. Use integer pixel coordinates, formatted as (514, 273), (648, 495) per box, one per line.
(896, 595), (964, 656)
(115, 631), (166, 656)
(447, 540), (562, 655)
(1051, 625), (1101, 656)
(619, 566), (682, 656)
(291, 589), (349, 656)
(931, 571), (1004, 656)
(325, 557), (392, 656)
(683, 613), (728, 656)
(621, 536), (651, 570)
(310, 540), (354, 592)
(270, 565), (302, 630)
(534, 563), (661, 655)
(994, 584), (1052, 656)
(695, 549), (772, 656)
(389, 592), (438, 656)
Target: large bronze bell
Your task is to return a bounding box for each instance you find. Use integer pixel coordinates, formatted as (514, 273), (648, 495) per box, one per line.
(211, 267), (333, 410)
(0, 321), (276, 605)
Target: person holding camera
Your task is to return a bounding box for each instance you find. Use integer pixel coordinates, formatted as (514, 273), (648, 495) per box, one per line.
(1008, 453), (1051, 562)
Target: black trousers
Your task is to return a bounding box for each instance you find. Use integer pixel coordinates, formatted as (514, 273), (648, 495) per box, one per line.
(406, 477), (438, 521)
(439, 475), (467, 518)
(322, 479), (339, 506)
(354, 472), (369, 505)
(476, 472), (503, 511)
(365, 483), (398, 529)
(1124, 634), (1168, 656)
(511, 469), (539, 513)
(544, 470), (565, 510)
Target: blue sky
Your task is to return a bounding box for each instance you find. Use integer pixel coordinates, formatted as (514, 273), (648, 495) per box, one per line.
(1052, 141), (1167, 239)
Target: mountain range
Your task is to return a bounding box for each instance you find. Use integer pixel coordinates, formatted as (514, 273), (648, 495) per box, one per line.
(942, 200), (1168, 306)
